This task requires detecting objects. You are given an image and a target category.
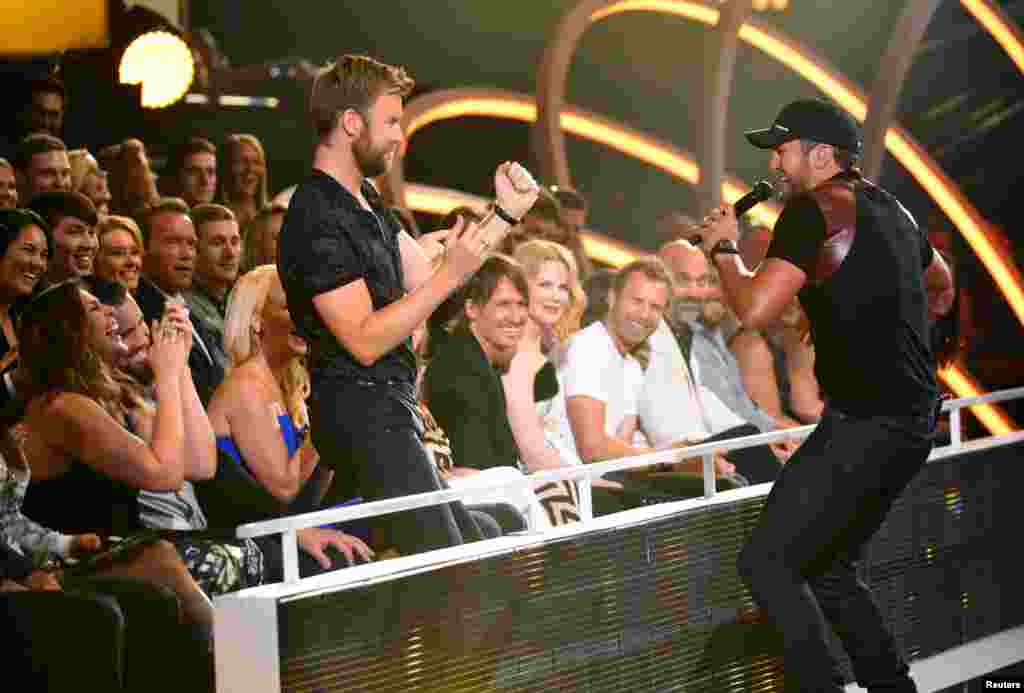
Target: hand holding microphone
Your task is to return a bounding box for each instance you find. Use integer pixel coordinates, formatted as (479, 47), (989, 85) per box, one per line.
(689, 180), (774, 250)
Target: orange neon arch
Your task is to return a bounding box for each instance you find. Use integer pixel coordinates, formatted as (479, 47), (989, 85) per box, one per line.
(533, 0), (1024, 333)
(396, 88), (782, 228)
(404, 181), (1014, 435)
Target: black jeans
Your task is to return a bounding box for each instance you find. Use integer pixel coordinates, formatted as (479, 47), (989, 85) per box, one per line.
(310, 378), (484, 555)
(737, 406), (936, 692)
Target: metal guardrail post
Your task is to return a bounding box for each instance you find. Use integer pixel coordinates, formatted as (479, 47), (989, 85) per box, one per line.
(282, 529), (300, 584)
(703, 454), (716, 499)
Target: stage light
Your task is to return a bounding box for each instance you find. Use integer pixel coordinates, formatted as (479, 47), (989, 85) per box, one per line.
(118, 30), (194, 108)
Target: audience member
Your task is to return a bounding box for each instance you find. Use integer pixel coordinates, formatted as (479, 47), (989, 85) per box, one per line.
(654, 210), (698, 242)
(28, 190), (98, 286)
(413, 322), (529, 536)
(14, 75), (65, 139)
(241, 202), (286, 272)
(136, 197), (225, 405)
(96, 138), (160, 220)
(68, 148), (112, 217)
(423, 255), (549, 532)
(81, 276), (268, 596)
(0, 208), (50, 410)
(17, 280), (215, 641)
(660, 240), (801, 440)
(732, 299), (824, 425)
(207, 266), (373, 575)
(581, 267), (615, 328)
(0, 159), (18, 209)
(424, 254), (526, 468)
(503, 240), (594, 524)
(185, 203), (239, 375)
(94, 214), (144, 291)
(166, 137), (218, 208)
(13, 133), (71, 202)
(220, 133), (269, 228)
(561, 257), (739, 509)
(548, 184), (594, 279)
(645, 240), (793, 482)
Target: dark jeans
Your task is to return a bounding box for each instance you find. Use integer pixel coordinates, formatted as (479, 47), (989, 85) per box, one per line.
(310, 379), (484, 555)
(737, 406), (936, 692)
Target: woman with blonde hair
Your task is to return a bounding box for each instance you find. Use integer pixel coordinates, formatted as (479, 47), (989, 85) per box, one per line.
(501, 240), (602, 523)
(206, 265), (372, 575)
(220, 134), (269, 228)
(94, 214), (143, 291)
(67, 149), (112, 217)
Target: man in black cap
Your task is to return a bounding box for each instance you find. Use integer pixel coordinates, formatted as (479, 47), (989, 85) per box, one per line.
(694, 99), (954, 692)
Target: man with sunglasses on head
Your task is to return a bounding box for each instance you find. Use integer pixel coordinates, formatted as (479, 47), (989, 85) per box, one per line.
(695, 99), (954, 693)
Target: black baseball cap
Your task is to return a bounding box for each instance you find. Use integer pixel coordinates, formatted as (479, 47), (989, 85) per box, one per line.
(745, 99), (862, 154)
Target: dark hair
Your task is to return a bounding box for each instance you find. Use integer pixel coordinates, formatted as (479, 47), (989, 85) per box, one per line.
(140, 197), (191, 247)
(190, 202), (236, 239)
(800, 139), (860, 171)
(439, 205), (485, 230)
(462, 253), (529, 314)
(549, 185), (587, 212)
(26, 76), (65, 101)
(525, 187), (564, 226)
(16, 280), (120, 410)
(13, 133), (66, 172)
(581, 268), (616, 327)
(80, 275), (128, 308)
(611, 256), (674, 297)
(309, 54), (414, 139)
(0, 208), (51, 260)
(168, 136), (216, 177)
(28, 190), (98, 229)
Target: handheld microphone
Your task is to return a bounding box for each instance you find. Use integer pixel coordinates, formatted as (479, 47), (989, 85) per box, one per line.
(689, 180), (775, 245)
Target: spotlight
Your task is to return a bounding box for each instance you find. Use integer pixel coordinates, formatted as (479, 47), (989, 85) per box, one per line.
(119, 31), (194, 108)
(113, 3), (194, 109)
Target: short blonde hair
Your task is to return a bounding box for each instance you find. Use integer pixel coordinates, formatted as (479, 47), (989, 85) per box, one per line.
(514, 239), (585, 344)
(68, 149), (101, 193)
(223, 265), (309, 429)
(97, 214), (143, 251)
(309, 54), (414, 139)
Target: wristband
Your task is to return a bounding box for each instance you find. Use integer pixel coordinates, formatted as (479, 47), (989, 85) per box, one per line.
(709, 239), (740, 262)
(493, 203), (520, 226)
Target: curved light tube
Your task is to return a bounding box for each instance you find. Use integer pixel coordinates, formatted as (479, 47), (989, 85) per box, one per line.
(404, 181), (1013, 435)
(402, 90), (782, 228)
(536, 0), (1024, 330)
(961, 0), (1024, 74)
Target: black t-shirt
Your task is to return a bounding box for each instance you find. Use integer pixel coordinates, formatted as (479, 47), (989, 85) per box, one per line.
(765, 172), (937, 416)
(278, 170), (416, 385)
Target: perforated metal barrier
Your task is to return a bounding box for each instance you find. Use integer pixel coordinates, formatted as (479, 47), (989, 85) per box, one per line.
(249, 443), (1023, 692)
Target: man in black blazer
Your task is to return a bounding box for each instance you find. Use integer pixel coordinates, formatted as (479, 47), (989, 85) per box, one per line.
(136, 197), (225, 406)
(423, 254), (528, 473)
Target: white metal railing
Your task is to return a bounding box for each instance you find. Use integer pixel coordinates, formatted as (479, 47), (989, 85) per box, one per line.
(235, 388), (1024, 584)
